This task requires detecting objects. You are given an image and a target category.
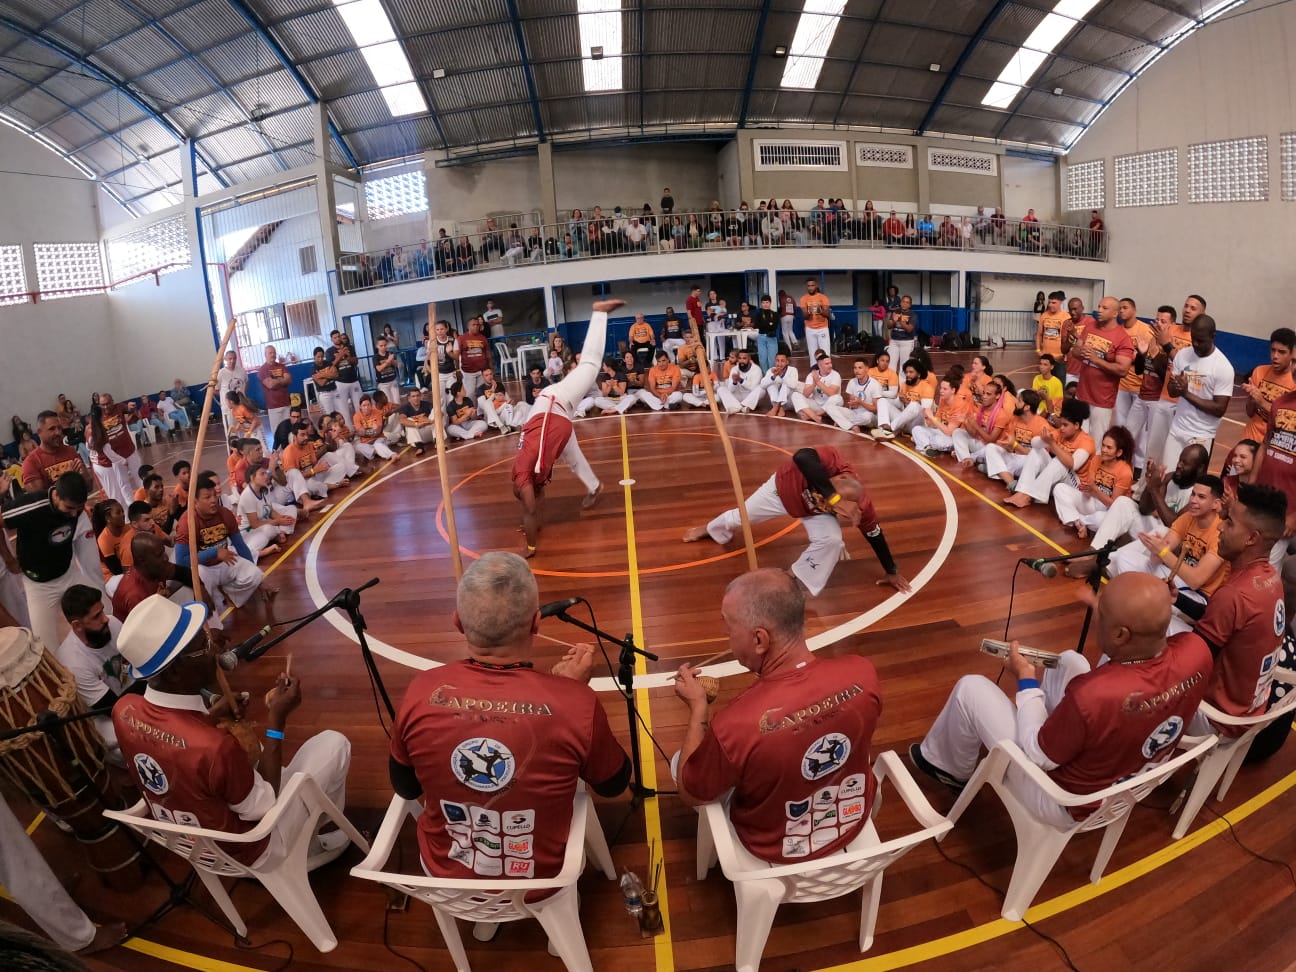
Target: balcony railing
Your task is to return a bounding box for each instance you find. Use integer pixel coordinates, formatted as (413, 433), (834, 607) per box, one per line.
(337, 208), (1108, 295)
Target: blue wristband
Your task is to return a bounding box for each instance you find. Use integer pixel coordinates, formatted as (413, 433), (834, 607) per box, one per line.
(265, 728), (285, 740)
(1017, 678), (1041, 691)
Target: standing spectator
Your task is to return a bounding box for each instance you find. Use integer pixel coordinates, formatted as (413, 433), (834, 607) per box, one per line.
(374, 337), (401, 405)
(778, 288), (798, 350)
(885, 295), (917, 370)
(800, 278), (832, 362)
(1074, 296), (1133, 448)
(1088, 210), (1105, 257)
(754, 294), (779, 372)
(685, 284), (705, 334)
(1161, 315), (1234, 469)
(456, 317), (492, 400)
(326, 330), (363, 419)
(660, 187), (674, 214)
(258, 345), (293, 444)
(310, 346), (339, 416)
(216, 350), (247, 433)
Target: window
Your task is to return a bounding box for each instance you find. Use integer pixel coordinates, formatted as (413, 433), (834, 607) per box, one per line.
(754, 140), (847, 170)
(235, 304), (289, 349)
(330, 0), (427, 117)
(982, 0), (1099, 109)
(1189, 136), (1267, 203)
(364, 170), (428, 220)
(855, 143), (914, 168)
(1065, 159), (1105, 211)
(285, 299), (321, 338)
(0, 245), (29, 306)
(1114, 148), (1178, 208)
(299, 245), (318, 275)
(928, 148), (997, 176)
(106, 215), (192, 286)
(780, 0), (848, 90)
(33, 242), (105, 300)
(577, 0), (623, 92)
(1285, 133), (1296, 202)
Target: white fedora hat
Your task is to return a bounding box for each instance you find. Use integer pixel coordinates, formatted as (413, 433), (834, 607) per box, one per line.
(117, 595), (209, 678)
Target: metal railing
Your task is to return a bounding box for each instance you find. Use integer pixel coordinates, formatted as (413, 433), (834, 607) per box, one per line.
(451, 211), (542, 239)
(337, 208), (1109, 295)
(969, 309), (1044, 345)
(0, 261), (193, 304)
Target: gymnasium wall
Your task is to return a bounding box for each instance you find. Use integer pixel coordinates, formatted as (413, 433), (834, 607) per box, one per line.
(1065, 0), (1296, 348)
(0, 125), (123, 427)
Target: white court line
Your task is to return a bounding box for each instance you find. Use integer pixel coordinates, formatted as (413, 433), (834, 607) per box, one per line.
(302, 419), (959, 692)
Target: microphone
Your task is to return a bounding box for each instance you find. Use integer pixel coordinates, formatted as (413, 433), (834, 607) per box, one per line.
(1026, 559), (1060, 579)
(217, 625), (273, 670)
(1019, 540), (1119, 579)
(539, 597), (581, 619)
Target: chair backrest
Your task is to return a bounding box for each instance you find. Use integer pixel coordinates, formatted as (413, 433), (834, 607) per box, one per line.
(1197, 669), (1296, 744)
(350, 789), (594, 923)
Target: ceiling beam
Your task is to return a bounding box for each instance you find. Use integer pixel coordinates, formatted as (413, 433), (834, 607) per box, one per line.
(737, 0), (772, 128)
(502, 0), (545, 141)
(916, 0), (1010, 136)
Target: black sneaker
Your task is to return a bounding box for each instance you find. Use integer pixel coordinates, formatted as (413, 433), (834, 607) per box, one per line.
(909, 743), (967, 791)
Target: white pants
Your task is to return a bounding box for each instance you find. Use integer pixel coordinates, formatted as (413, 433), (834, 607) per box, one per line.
(682, 391), (710, 408)
(1161, 426), (1214, 471)
(335, 381), (363, 419)
(952, 429), (986, 462)
(662, 338), (685, 361)
(1107, 540), (1171, 581)
(1086, 405), (1113, 455)
(245, 505), (297, 555)
(1089, 496), (1161, 552)
(876, 399), (925, 434)
(199, 554), (263, 616)
(717, 384), (752, 413)
(780, 315), (796, 347)
(706, 475), (844, 596)
(257, 731), (351, 867)
(316, 389), (336, 416)
(481, 398), (529, 430)
(404, 423), (438, 447)
(1123, 396), (1157, 470)
(825, 404), (876, 431)
(1146, 401), (1175, 466)
(0, 562), (30, 626)
(804, 328), (830, 361)
(984, 444), (1031, 482)
(459, 372), (484, 401)
(355, 439), (395, 460)
(285, 461), (346, 500)
(919, 652), (1091, 830)
(635, 389), (682, 411)
(23, 566), (105, 655)
(447, 420), (488, 440)
(886, 339), (916, 369)
(1052, 484), (1110, 531)
(1114, 389), (1137, 429)
(0, 794), (99, 950)
(1014, 446), (1079, 503)
(747, 381), (793, 411)
(102, 443), (142, 509)
(592, 397), (625, 413)
(791, 393), (841, 417)
(377, 381), (401, 408)
(266, 407), (292, 445)
(912, 426), (954, 453)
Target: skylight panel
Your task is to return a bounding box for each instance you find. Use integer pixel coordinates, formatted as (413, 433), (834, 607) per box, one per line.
(780, 0), (848, 90)
(578, 0), (623, 92)
(331, 0), (428, 117)
(981, 0), (1099, 109)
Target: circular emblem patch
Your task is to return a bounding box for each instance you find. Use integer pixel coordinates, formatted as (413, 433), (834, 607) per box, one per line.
(1275, 600), (1286, 638)
(1142, 715), (1184, 760)
(133, 753), (169, 795)
(451, 737), (516, 792)
(801, 732), (851, 781)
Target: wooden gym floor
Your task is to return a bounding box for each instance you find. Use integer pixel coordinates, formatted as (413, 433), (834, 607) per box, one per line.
(6, 347), (1296, 972)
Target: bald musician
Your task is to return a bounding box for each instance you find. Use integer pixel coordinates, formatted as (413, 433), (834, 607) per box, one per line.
(512, 300), (623, 557)
(683, 446), (911, 597)
(112, 595), (353, 867)
(673, 569), (882, 864)
(911, 573), (1213, 826)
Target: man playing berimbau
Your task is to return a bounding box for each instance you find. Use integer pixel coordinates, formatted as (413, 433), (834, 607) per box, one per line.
(682, 446), (911, 597)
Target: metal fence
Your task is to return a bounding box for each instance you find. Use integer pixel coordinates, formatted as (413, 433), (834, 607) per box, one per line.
(337, 207), (1109, 295)
(969, 309), (1042, 345)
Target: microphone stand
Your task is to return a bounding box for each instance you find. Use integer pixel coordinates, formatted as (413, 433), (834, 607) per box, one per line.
(1015, 540), (1116, 656)
(239, 576), (394, 720)
(549, 604), (662, 808)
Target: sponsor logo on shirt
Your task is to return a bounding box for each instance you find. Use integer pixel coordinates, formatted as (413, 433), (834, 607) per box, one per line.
(451, 737), (516, 792)
(838, 800), (866, 824)
(506, 857), (535, 877)
(1276, 600), (1287, 638)
(785, 798), (810, 819)
(471, 807), (500, 833)
(440, 800), (469, 824)
(504, 810), (535, 835)
(838, 773), (867, 800)
(134, 753), (169, 795)
(448, 840), (474, 869)
(472, 833), (502, 856)
(801, 732), (851, 781)
(505, 835), (533, 858)
(810, 827), (840, 851)
(473, 854), (502, 877)
(785, 816), (812, 836)
(782, 835), (810, 859)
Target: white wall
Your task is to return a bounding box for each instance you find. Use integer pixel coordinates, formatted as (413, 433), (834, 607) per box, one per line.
(978, 273), (1103, 313)
(1065, 0), (1296, 339)
(1002, 156), (1059, 221)
(553, 143), (721, 215)
(717, 139), (741, 210)
(109, 260), (217, 394)
(0, 126), (124, 428)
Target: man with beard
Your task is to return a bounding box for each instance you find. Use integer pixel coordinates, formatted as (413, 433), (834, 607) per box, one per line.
(57, 584), (132, 757)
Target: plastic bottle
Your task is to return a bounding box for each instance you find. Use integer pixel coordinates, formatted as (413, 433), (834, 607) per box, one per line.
(620, 869), (643, 917)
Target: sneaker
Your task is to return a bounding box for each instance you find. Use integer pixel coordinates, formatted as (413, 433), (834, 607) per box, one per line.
(306, 829), (350, 871)
(924, 448), (945, 458)
(581, 483), (603, 510)
(871, 428), (895, 441)
(908, 743), (967, 791)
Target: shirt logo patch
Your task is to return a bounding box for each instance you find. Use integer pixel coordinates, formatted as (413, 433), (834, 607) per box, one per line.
(802, 733), (851, 781)
(451, 736), (516, 792)
(471, 807), (500, 833)
(1275, 600), (1287, 638)
(504, 810), (535, 835)
(1142, 715), (1184, 760)
(134, 753), (169, 795)
(785, 798), (811, 819)
(440, 800), (469, 824)
(838, 774), (868, 800)
(505, 856), (535, 877)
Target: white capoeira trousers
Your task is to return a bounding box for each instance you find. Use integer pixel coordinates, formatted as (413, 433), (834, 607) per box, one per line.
(1052, 484), (1111, 531)
(633, 389), (682, 411)
(919, 651), (1091, 829)
(354, 438), (395, 460)
(876, 398), (926, 435)
(911, 426), (954, 453)
(199, 554), (264, 617)
(984, 443), (1035, 481)
(1088, 496), (1161, 552)
(952, 429), (986, 462)
(825, 404), (876, 431)
(705, 475), (844, 596)
(1012, 446), (1081, 504)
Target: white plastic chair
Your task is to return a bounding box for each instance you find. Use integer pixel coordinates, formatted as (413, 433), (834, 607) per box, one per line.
(350, 788), (616, 972)
(493, 340), (521, 381)
(1172, 669), (1296, 839)
(103, 773), (369, 952)
(944, 735), (1217, 920)
(695, 751), (952, 972)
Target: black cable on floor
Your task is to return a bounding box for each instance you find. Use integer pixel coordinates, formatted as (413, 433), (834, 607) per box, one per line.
(933, 840), (1081, 972)
(1201, 802), (1296, 891)
(380, 836), (429, 972)
(233, 934), (294, 971)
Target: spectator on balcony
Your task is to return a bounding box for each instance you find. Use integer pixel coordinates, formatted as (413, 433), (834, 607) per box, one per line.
(351, 254), (376, 290)
(990, 206), (1006, 241)
(667, 215), (686, 250)
(502, 224), (526, 266)
(413, 240), (433, 278)
(860, 200), (880, 240)
(825, 198), (844, 245)
(586, 218), (606, 256)
(1022, 208), (1041, 251)
(641, 203), (656, 227)
(391, 245), (412, 281)
(560, 234), (580, 259)
(568, 209), (587, 250)
(611, 207), (629, 251)
(973, 206), (991, 244)
(916, 213), (936, 246)
(682, 213), (701, 248)
(724, 208), (743, 247)
(881, 210), (905, 246)
(706, 205), (724, 244)
(785, 202), (808, 245)
(903, 212), (918, 245)
(625, 217), (649, 252)
(760, 206), (783, 247)
(479, 217), (504, 263)
(937, 216), (961, 248)
(434, 229), (454, 275)
(454, 237), (476, 273)
(1088, 210), (1106, 257)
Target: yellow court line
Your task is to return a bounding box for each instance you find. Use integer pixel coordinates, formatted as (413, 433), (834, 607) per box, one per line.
(25, 811), (44, 835)
(818, 758), (1296, 971)
(123, 937), (268, 971)
(889, 442), (1070, 556)
(618, 416), (676, 972)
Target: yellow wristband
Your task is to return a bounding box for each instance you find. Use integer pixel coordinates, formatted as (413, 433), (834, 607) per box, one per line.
(1158, 546), (1171, 558)
(828, 494), (841, 506)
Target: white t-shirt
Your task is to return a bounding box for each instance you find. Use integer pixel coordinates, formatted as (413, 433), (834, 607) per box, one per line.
(764, 365), (798, 391)
(483, 308), (504, 339)
(804, 369), (842, 403)
(56, 617), (127, 709)
(845, 376), (879, 408)
(236, 485), (275, 532)
(1169, 347), (1235, 440)
(217, 365), (246, 397)
(157, 395), (179, 414)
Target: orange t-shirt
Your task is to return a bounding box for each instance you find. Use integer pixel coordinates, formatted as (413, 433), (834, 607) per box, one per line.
(282, 441), (319, 476)
(869, 367), (899, 392)
(231, 403), (258, 435)
(1158, 325), (1194, 402)
(628, 321), (655, 345)
(1008, 412), (1051, 454)
(97, 527), (133, 580)
(1037, 310), (1070, 357)
(1169, 511), (1229, 595)
(1061, 430), (1097, 481)
(648, 364), (681, 393)
(933, 397), (970, 432)
(972, 398), (1014, 445)
(353, 410), (385, 443)
(1118, 321), (1157, 393)
(1086, 458), (1134, 501)
(1242, 365), (1296, 443)
(899, 377), (936, 406)
(799, 293), (831, 330)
